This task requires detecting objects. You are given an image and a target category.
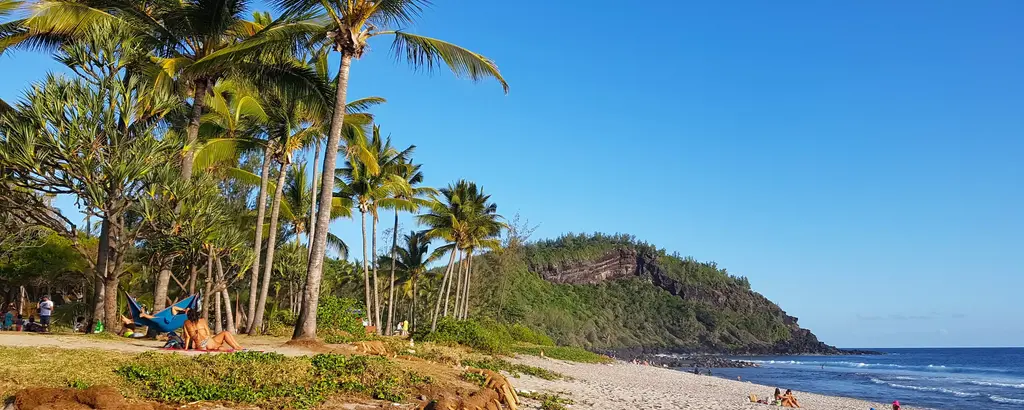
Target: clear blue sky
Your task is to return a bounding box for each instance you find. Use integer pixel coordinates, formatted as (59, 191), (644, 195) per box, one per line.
(2, 1), (1021, 348)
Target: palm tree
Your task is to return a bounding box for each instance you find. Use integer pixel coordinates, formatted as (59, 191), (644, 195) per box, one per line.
(379, 159), (435, 334)
(336, 126), (410, 330)
(204, 0), (508, 340)
(377, 231), (435, 333)
(0, 0), (331, 181)
(418, 180), (504, 329)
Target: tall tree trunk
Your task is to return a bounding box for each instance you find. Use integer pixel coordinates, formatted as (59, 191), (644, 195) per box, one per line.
(248, 144), (273, 331)
(371, 212), (381, 333)
(101, 215), (122, 334)
(203, 250), (213, 320)
(189, 264), (198, 294)
(430, 250), (458, 331)
(214, 288), (223, 334)
(89, 218), (111, 331)
(180, 79), (209, 181)
(444, 250), (461, 318)
(359, 211), (372, 325)
(293, 54), (352, 340)
(153, 262), (171, 312)
(453, 251), (463, 319)
(308, 140), (321, 257)
(385, 210), (399, 335)
(411, 280), (417, 333)
(216, 255), (235, 334)
(463, 253), (474, 319)
(251, 160), (288, 335)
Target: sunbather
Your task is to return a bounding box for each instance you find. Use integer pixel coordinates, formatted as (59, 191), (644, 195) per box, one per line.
(181, 309), (243, 351)
(781, 389), (801, 408)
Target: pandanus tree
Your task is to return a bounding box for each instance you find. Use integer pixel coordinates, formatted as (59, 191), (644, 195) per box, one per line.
(0, 24), (176, 332)
(189, 0), (510, 340)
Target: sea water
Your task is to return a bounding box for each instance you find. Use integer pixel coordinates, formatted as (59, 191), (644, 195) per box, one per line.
(706, 348), (1024, 410)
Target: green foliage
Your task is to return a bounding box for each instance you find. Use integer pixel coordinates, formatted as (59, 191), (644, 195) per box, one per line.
(462, 358), (564, 381)
(508, 323), (555, 346)
(520, 392), (575, 410)
(315, 296), (371, 343)
(461, 371), (487, 387)
(510, 345), (611, 364)
(116, 352), (409, 409)
(422, 317), (513, 354)
(470, 232), (797, 353)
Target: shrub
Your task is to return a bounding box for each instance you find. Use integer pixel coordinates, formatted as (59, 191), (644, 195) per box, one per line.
(316, 296), (367, 338)
(511, 344), (611, 364)
(116, 351), (408, 409)
(423, 318), (512, 354)
(508, 323), (555, 346)
(462, 358), (564, 380)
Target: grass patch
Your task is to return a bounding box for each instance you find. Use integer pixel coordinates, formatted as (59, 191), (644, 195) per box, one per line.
(117, 351), (412, 409)
(520, 391), (574, 410)
(0, 347), (131, 399)
(512, 343), (612, 364)
(462, 358), (564, 381)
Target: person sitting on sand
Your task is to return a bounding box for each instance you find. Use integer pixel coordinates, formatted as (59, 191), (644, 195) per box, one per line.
(781, 389), (801, 408)
(774, 388), (783, 405)
(181, 309), (243, 351)
(892, 400), (900, 410)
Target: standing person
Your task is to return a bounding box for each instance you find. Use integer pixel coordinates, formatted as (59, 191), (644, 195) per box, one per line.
(2, 304), (14, 330)
(37, 296), (54, 332)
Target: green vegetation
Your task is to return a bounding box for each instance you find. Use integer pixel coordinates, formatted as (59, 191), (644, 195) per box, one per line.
(510, 344), (610, 364)
(520, 391), (575, 410)
(462, 358), (565, 381)
(117, 352), (411, 409)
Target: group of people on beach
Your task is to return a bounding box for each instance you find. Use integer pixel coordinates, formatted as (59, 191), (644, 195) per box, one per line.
(2, 296), (55, 333)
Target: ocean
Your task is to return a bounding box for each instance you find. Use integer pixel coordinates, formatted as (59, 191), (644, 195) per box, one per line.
(706, 348), (1024, 410)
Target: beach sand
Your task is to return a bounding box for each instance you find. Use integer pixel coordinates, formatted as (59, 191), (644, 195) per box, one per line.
(511, 355), (906, 410)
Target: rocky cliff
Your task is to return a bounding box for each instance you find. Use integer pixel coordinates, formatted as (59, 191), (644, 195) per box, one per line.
(528, 246), (849, 355)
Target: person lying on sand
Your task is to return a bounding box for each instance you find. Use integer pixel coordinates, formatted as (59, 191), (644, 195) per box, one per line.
(781, 389), (801, 408)
(181, 309), (243, 351)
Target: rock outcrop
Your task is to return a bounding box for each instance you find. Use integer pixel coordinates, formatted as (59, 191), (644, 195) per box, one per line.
(531, 247), (862, 355)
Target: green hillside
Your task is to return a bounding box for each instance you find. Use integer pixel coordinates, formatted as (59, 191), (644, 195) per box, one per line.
(469, 233), (838, 354)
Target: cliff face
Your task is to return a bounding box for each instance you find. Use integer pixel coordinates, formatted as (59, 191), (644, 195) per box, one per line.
(530, 247), (844, 354)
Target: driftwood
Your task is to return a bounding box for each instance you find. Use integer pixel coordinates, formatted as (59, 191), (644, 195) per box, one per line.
(353, 340), (388, 356)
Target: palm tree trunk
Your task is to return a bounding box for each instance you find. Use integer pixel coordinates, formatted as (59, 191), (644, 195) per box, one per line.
(252, 160), (289, 335)
(463, 253), (474, 319)
(293, 54), (353, 340)
(430, 250), (458, 331)
(445, 250), (461, 318)
(410, 280), (417, 333)
(248, 144), (273, 332)
(216, 254), (235, 334)
(385, 210), (399, 335)
(371, 212), (381, 333)
(360, 211), (372, 326)
(203, 249), (213, 320)
(453, 252), (464, 319)
(180, 79), (209, 181)
(307, 140), (321, 257)
(214, 287), (223, 334)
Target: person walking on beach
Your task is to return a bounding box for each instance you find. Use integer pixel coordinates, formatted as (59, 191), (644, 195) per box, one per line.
(37, 296), (54, 331)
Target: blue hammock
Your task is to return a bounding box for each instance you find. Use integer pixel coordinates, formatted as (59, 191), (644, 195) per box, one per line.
(125, 292), (201, 333)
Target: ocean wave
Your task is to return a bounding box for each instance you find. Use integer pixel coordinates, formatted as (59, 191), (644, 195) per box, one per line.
(869, 379), (980, 397)
(989, 395), (1024, 404)
(750, 360), (948, 371)
(968, 380), (1024, 389)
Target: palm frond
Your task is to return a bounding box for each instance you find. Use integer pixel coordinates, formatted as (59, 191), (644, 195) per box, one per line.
(326, 231), (348, 259)
(346, 96), (386, 113)
(386, 31), (508, 93)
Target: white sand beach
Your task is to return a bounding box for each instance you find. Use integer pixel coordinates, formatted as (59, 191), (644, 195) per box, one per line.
(511, 356), (907, 410)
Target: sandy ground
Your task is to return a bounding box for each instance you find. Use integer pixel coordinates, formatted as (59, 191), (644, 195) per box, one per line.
(0, 332), (318, 356)
(510, 355), (908, 410)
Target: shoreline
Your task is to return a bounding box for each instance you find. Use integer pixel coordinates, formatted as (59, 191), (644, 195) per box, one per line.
(509, 355), (912, 410)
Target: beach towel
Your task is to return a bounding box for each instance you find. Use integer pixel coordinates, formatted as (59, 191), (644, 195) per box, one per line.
(125, 292), (201, 333)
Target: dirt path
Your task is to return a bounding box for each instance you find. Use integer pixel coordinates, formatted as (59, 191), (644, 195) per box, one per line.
(0, 332), (316, 356)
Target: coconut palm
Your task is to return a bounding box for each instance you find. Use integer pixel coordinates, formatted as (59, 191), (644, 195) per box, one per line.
(195, 0), (510, 340)
(380, 159), (435, 334)
(0, 0), (331, 181)
(377, 231), (435, 333)
(418, 180), (504, 329)
(335, 125), (410, 330)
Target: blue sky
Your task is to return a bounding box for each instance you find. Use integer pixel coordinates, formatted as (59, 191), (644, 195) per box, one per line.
(2, 1), (1022, 348)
